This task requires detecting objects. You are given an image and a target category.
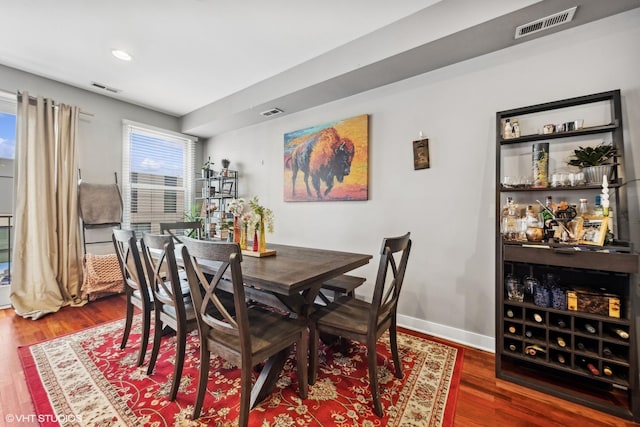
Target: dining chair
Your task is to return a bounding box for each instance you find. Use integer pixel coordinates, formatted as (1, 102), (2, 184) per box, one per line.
(159, 221), (202, 243)
(181, 238), (308, 426)
(308, 232), (411, 417)
(140, 232), (197, 401)
(112, 228), (153, 367)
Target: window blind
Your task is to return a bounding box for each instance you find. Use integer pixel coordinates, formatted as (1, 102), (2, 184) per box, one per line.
(122, 121), (196, 234)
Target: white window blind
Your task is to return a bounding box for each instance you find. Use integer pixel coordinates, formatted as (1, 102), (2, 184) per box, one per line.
(122, 121), (196, 234)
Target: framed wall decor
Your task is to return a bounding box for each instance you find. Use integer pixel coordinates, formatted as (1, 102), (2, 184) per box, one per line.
(283, 114), (369, 202)
(578, 216), (608, 246)
(413, 138), (430, 170)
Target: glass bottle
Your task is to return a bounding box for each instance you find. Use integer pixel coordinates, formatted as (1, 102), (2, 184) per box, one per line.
(512, 118), (521, 138)
(504, 119), (512, 139)
(579, 198), (589, 217)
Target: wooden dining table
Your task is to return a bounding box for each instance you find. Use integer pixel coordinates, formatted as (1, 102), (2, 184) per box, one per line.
(175, 241), (373, 408)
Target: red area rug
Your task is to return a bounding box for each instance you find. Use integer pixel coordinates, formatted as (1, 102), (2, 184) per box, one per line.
(19, 317), (463, 426)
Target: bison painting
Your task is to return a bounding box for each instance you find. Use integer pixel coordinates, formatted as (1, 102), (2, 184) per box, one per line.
(286, 127), (355, 200)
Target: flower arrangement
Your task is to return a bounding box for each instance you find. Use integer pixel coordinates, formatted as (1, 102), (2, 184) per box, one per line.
(248, 196), (274, 233)
(227, 198), (246, 217)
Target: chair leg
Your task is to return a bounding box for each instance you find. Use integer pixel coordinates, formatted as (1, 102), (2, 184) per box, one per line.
(121, 297), (133, 350)
(169, 325), (187, 401)
(296, 332), (308, 399)
(389, 323), (402, 379)
(367, 337), (383, 417)
(192, 344), (210, 420)
(308, 324), (319, 385)
(137, 308), (151, 367)
(238, 359), (252, 427)
(146, 310), (163, 375)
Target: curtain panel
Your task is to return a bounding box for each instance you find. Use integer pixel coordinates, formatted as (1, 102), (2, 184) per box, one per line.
(10, 93), (84, 319)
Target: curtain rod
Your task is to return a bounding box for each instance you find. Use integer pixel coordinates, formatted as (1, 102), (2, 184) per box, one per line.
(3, 89), (94, 117)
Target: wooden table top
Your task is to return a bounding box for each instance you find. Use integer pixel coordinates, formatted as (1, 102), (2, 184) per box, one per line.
(176, 242), (372, 297)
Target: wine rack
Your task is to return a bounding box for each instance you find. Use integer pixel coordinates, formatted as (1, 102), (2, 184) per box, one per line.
(495, 90), (640, 421)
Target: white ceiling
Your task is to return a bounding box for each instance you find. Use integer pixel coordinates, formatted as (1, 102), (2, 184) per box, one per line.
(1, 0), (638, 137)
(0, 0), (440, 116)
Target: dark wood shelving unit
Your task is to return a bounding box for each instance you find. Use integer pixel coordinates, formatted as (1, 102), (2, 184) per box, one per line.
(495, 90), (640, 421)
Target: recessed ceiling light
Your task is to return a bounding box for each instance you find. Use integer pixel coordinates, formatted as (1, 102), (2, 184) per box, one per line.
(111, 49), (133, 61)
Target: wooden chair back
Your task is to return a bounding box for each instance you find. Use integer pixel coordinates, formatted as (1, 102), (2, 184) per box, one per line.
(369, 232), (412, 333)
(160, 221), (202, 243)
(112, 228), (148, 303)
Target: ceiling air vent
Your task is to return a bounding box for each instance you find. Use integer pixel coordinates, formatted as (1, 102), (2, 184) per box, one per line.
(90, 81), (121, 94)
(260, 107), (283, 117)
(515, 6), (577, 39)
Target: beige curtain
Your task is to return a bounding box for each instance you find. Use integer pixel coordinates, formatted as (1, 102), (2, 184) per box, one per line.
(10, 93), (84, 319)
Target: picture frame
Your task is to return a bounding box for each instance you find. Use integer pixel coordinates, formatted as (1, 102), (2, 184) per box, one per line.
(413, 138), (430, 170)
(578, 216), (608, 246)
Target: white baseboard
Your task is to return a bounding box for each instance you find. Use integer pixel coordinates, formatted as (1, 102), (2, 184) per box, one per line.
(397, 313), (495, 353)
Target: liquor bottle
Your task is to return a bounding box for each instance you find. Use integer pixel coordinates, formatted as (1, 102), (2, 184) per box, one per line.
(580, 358), (600, 376)
(611, 327), (629, 340)
(556, 336), (566, 347)
(584, 323), (596, 334)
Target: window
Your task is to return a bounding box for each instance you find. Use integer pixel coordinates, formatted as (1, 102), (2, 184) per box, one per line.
(122, 121), (196, 233)
(0, 91), (16, 160)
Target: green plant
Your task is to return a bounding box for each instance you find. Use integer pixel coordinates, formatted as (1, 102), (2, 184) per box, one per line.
(567, 143), (616, 168)
(202, 159), (212, 170)
(184, 204), (202, 222)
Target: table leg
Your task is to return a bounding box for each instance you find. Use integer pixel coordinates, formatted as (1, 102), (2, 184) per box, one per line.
(250, 347), (290, 408)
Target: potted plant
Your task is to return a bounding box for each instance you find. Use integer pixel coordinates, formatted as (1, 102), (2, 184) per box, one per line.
(202, 158), (213, 178)
(221, 158), (230, 176)
(567, 143), (616, 184)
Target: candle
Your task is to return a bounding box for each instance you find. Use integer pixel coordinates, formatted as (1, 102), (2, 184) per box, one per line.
(601, 175), (610, 216)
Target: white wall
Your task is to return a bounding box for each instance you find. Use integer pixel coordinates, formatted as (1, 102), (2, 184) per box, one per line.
(205, 10), (640, 351)
(0, 64), (184, 184)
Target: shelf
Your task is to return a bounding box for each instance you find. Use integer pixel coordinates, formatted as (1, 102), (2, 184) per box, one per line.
(499, 124), (618, 145)
(496, 89), (639, 422)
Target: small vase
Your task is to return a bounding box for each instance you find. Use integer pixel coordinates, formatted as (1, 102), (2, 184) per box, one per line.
(252, 230), (259, 252)
(233, 216), (241, 243)
(259, 217), (266, 253)
(240, 224), (247, 250)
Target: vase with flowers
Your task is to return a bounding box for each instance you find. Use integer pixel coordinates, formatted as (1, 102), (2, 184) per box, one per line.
(227, 198), (246, 244)
(240, 213), (251, 250)
(248, 196), (274, 253)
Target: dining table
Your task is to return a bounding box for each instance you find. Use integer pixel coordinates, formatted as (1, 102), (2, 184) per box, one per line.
(175, 241), (373, 408)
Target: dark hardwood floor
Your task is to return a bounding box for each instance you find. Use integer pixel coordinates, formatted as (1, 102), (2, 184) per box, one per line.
(1, 295), (637, 426)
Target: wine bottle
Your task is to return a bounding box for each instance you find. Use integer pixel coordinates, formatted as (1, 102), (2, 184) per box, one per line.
(506, 309), (514, 318)
(584, 323), (596, 334)
(525, 345), (546, 356)
(556, 318), (567, 329)
(525, 329), (533, 338)
(576, 341), (587, 352)
(508, 325), (517, 334)
(556, 336), (566, 347)
(556, 354), (566, 364)
(508, 343), (517, 351)
(603, 366), (613, 376)
(611, 327), (629, 340)
(603, 346), (613, 358)
(580, 358), (600, 376)
(533, 313), (543, 323)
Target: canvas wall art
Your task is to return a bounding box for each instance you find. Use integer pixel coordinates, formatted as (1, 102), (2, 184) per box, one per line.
(283, 114), (368, 202)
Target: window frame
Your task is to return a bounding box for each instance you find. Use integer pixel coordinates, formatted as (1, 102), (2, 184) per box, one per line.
(122, 120), (196, 232)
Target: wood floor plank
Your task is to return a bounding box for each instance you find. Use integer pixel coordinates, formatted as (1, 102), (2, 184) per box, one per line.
(0, 294), (638, 426)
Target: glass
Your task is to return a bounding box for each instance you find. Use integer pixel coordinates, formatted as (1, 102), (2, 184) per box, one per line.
(522, 275), (538, 302)
(505, 274), (525, 302)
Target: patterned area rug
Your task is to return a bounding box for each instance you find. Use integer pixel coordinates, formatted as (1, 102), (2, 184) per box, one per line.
(19, 317), (463, 426)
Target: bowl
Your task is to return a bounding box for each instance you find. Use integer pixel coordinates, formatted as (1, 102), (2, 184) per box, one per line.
(526, 227), (544, 242)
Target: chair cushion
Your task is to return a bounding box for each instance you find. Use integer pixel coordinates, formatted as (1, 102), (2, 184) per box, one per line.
(311, 296), (372, 335)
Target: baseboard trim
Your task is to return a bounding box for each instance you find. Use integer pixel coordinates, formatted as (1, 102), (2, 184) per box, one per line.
(398, 313), (495, 353)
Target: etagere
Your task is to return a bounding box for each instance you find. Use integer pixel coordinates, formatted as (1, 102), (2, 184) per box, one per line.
(196, 170), (238, 239)
(495, 90), (639, 421)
